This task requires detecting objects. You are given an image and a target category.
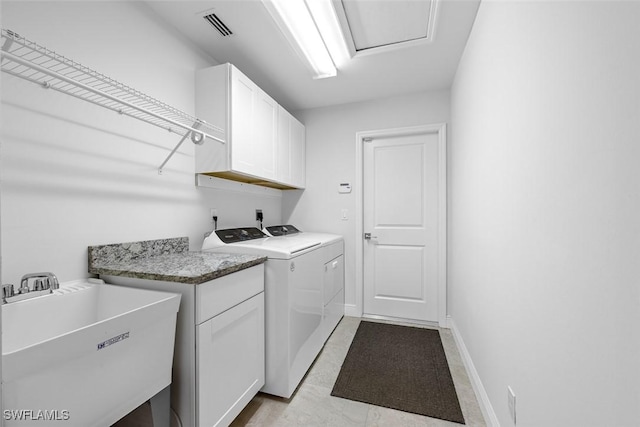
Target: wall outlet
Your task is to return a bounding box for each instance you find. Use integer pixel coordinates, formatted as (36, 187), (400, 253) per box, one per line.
(507, 386), (516, 425)
(256, 209), (263, 221)
(210, 208), (218, 222)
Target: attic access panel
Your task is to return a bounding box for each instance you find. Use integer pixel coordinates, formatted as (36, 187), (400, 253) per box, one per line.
(340, 0), (438, 53)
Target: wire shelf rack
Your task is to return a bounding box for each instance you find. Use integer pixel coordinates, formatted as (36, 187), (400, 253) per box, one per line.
(0, 28), (224, 173)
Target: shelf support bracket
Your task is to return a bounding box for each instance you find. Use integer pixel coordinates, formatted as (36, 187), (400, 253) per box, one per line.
(158, 120), (205, 175)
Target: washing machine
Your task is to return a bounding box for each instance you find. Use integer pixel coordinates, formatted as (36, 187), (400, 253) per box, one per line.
(202, 227), (334, 398)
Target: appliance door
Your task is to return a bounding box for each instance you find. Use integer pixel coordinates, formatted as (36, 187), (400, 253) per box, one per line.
(264, 248), (324, 397)
(289, 250), (323, 364)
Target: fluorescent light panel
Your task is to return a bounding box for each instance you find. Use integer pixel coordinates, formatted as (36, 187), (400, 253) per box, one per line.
(263, 0), (348, 79)
(305, 0), (351, 68)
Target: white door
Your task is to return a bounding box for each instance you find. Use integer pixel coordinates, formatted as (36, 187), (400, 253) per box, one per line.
(363, 129), (444, 322)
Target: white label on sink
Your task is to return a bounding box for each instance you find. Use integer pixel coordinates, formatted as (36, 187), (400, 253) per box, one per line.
(97, 332), (130, 350)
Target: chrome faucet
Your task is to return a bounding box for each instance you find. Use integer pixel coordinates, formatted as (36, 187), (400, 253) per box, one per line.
(20, 272), (59, 291)
(2, 272), (59, 304)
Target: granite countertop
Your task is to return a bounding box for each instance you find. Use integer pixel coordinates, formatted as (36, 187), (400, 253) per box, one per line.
(88, 237), (266, 285)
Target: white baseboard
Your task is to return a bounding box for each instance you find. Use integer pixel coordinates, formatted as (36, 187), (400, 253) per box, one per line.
(447, 315), (500, 427)
(344, 303), (359, 318)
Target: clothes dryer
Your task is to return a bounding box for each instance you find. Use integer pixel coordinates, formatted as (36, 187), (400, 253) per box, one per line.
(262, 225), (345, 347)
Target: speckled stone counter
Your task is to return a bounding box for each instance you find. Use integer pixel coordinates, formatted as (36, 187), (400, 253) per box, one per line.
(88, 237), (266, 284)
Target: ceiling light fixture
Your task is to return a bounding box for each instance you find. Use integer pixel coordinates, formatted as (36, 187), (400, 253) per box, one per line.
(305, 0), (351, 68)
(262, 0), (348, 79)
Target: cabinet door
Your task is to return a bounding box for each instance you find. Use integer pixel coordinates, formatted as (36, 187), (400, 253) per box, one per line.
(196, 292), (265, 427)
(290, 115), (306, 188)
(276, 107), (306, 188)
(195, 65), (230, 173)
(254, 89), (278, 180)
(276, 105), (292, 184)
(230, 68), (277, 180)
(230, 68), (257, 176)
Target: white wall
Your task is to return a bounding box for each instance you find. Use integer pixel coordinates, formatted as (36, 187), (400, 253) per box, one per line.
(0, 1), (281, 284)
(284, 91), (450, 311)
(0, 2), (3, 415)
(450, 1), (640, 426)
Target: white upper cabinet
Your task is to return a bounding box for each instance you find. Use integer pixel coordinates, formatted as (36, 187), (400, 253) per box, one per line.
(195, 63), (304, 189)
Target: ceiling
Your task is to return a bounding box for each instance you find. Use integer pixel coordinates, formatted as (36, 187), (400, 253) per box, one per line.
(145, 0), (480, 112)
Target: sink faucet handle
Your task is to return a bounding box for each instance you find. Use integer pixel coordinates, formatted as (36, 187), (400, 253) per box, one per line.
(48, 274), (59, 290)
(33, 279), (45, 291)
(2, 284), (15, 302)
(18, 277), (30, 294)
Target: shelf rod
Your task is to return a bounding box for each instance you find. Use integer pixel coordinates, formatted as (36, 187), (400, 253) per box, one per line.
(1, 49), (225, 144)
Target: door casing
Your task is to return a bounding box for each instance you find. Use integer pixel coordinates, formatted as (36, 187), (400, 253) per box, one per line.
(353, 123), (447, 327)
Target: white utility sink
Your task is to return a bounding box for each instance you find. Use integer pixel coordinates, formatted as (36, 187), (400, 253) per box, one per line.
(2, 279), (180, 426)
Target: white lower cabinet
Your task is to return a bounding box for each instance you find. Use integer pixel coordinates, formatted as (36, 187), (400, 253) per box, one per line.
(197, 292), (264, 427)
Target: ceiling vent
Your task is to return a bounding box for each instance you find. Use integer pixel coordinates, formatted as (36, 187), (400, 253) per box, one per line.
(203, 13), (233, 37)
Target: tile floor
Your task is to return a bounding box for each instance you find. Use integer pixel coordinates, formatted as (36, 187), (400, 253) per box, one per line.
(115, 316), (486, 427)
(230, 316), (486, 427)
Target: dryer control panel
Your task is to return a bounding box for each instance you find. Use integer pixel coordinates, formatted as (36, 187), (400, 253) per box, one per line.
(264, 225), (300, 236)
